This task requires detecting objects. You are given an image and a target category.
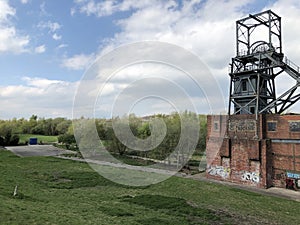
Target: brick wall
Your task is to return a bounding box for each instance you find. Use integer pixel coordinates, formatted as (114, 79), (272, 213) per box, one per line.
(206, 114), (300, 189)
(266, 114), (300, 139)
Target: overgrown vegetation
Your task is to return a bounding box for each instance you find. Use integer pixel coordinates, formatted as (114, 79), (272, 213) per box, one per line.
(0, 113), (206, 168)
(93, 112), (207, 160)
(0, 150), (299, 225)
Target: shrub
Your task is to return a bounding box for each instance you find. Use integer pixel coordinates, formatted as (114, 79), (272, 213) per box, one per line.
(9, 135), (20, 146)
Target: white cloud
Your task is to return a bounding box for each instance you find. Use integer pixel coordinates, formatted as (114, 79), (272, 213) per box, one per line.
(70, 7), (76, 16)
(0, 27), (29, 53)
(38, 20), (63, 42)
(22, 76), (62, 88)
(0, 0), (15, 22)
(0, 0), (30, 54)
(73, 0), (251, 73)
(20, 0), (29, 4)
(79, 0), (117, 17)
(4, 0), (300, 119)
(39, 2), (50, 17)
(270, 0), (300, 63)
(70, 0), (248, 116)
(34, 44), (46, 53)
(61, 53), (95, 70)
(107, 0), (252, 70)
(71, 0), (300, 116)
(0, 77), (78, 119)
(73, 0), (153, 17)
(38, 21), (61, 33)
(57, 43), (68, 49)
(52, 33), (62, 40)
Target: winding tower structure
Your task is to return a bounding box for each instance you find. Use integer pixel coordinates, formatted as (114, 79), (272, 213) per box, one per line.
(229, 10), (300, 116)
(206, 10), (300, 190)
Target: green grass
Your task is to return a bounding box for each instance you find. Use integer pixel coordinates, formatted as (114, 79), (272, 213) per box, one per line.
(112, 154), (155, 166)
(18, 134), (58, 144)
(0, 150), (299, 225)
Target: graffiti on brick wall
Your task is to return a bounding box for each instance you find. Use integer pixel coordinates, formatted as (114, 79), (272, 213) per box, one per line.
(208, 166), (231, 179)
(241, 171), (260, 183)
(286, 172), (300, 179)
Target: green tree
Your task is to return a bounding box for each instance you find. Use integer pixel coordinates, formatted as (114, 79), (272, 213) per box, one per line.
(96, 119), (107, 140)
(56, 120), (71, 135)
(109, 118), (129, 155)
(28, 115), (38, 133)
(9, 134), (20, 146)
(58, 133), (76, 149)
(0, 122), (20, 146)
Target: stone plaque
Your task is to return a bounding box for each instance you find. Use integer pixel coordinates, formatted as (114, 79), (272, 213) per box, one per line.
(229, 119), (256, 132)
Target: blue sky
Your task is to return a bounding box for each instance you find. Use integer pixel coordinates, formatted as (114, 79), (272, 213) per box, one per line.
(1, 0), (300, 119)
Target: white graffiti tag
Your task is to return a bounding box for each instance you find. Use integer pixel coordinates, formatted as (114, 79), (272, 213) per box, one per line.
(241, 172), (260, 183)
(208, 166), (230, 179)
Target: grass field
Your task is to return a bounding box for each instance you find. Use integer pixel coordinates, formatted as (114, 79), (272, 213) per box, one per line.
(18, 134), (58, 144)
(0, 150), (299, 225)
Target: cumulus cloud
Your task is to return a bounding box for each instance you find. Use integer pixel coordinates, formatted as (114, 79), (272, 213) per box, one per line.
(70, 0), (249, 115)
(38, 20), (63, 41)
(72, 0), (253, 77)
(0, 0), (15, 21)
(72, 0), (142, 17)
(34, 44), (46, 53)
(270, 0), (300, 62)
(0, 77), (78, 119)
(0, 0), (30, 54)
(0, 27), (30, 53)
(70, 0), (300, 115)
(52, 33), (62, 40)
(61, 53), (96, 70)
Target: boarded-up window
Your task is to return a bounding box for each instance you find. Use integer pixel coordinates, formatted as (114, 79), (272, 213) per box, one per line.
(214, 122), (219, 131)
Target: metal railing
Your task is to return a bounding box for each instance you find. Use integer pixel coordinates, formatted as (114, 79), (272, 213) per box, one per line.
(238, 46), (271, 57)
(284, 57), (300, 73)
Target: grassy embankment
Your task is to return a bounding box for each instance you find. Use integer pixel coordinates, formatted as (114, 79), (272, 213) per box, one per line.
(0, 150), (299, 225)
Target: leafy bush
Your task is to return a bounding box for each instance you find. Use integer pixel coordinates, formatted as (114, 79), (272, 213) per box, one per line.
(58, 134), (76, 145)
(9, 134), (20, 146)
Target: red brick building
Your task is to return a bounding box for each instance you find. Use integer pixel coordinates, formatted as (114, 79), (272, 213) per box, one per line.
(206, 10), (300, 190)
(206, 114), (300, 189)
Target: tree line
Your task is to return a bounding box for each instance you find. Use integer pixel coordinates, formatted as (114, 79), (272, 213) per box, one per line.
(74, 112), (207, 160)
(0, 113), (207, 160)
(0, 115), (72, 146)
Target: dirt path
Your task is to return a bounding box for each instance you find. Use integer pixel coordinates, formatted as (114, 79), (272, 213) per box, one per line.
(57, 156), (177, 176)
